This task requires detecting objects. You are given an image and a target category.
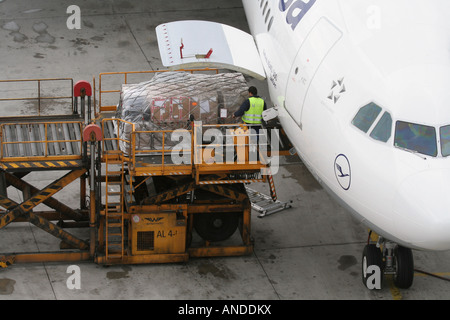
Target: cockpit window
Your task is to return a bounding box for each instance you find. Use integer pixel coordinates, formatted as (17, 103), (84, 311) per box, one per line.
(352, 103), (382, 133)
(395, 121), (437, 157)
(370, 112), (392, 143)
(440, 126), (450, 157)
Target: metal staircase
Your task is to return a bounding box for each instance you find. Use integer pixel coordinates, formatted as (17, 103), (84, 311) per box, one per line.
(104, 150), (125, 261)
(245, 186), (292, 218)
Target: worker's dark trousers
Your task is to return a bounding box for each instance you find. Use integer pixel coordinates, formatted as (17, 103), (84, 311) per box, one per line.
(246, 124), (261, 162)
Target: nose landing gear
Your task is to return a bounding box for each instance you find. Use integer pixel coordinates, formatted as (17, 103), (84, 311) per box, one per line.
(362, 231), (414, 290)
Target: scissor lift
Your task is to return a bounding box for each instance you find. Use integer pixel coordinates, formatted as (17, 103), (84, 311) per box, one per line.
(0, 78), (92, 265)
(0, 69), (287, 267)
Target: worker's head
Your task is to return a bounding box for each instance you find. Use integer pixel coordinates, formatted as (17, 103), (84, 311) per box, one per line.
(248, 86), (258, 97)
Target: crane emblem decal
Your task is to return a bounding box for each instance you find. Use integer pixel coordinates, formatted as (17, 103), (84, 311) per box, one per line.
(334, 154), (351, 190)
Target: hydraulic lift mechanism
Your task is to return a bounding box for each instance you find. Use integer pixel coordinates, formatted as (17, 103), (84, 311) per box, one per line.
(0, 69), (293, 266)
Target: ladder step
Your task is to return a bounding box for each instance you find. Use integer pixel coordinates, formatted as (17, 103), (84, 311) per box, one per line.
(107, 246), (123, 251)
(101, 210), (122, 216)
(107, 240), (123, 244)
(107, 222), (123, 227)
(106, 208), (122, 213)
(106, 254), (123, 259)
(106, 202), (122, 207)
(107, 218), (123, 222)
(107, 244), (123, 248)
(107, 217), (123, 222)
(107, 192), (122, 196)
(106, 214), (123, 219)
(108, 239), (123, 243)
(108, 233), (123, 238)
(107, 181), (123, 186)
(106, 170), (124, 175)
(107, 225), (122, 230)
(245, 186), (292, 218)
(253, 199), (272, 205)
(107, 211), (122, 215)
(108, 223), (123, 228)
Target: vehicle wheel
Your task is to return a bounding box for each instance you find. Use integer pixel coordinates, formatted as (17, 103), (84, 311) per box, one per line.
(394, 246), (414, 289)
(194, 212), (239, 242)
(362, 244), (384, 289)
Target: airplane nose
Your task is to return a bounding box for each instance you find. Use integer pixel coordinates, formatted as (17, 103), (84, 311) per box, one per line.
(393, 168), (450, 251)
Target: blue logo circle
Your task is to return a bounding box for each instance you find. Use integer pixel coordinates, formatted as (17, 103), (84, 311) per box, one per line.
(334, 154), (351, 190)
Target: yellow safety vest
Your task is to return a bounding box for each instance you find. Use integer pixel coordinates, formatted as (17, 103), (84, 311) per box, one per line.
(242, 97), (264, 124)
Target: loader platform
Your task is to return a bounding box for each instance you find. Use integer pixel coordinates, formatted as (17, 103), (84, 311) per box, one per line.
(0, 69), (288, 266)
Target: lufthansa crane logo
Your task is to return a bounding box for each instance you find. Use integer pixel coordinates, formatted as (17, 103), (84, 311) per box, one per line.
(334, 154), (351, 190)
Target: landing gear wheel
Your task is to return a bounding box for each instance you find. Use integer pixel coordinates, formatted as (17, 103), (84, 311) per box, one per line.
(194, 212), (239, 242)
(393, 246), (414, 289)
(362, 244), (384, 289)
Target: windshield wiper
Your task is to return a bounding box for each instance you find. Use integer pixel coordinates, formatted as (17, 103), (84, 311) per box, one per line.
(395, 145), (428, 160)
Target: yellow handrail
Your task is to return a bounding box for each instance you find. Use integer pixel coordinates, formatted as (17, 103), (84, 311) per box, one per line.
(100, 118), (268, 178)
(100, 117), (135, 158)
(131, 129), (194, 172)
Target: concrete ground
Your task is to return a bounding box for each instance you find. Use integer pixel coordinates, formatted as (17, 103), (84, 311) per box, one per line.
(0, 0), (450, 301)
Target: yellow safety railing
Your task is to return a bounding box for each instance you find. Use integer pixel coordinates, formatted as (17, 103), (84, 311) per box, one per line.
(0, 121), (83, 161)
(100, 116), (271, 182)
(97, 68), (219, 115)
(0, 78), (74, 117)
(100, 118), (135, 159)
(191, 122), (271, 185)
(131, 129), (194, 176)
(101, 119), (268, 177)
(193, 123), (267, 173)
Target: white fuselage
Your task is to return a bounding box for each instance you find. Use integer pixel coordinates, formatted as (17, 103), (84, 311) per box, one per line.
(243, 0), (450, 251)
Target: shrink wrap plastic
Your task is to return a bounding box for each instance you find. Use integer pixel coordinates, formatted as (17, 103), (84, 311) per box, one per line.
(114, 72), (248, 153)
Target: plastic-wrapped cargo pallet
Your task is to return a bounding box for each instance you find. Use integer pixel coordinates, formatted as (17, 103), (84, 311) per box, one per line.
(114, 71), (249, 155)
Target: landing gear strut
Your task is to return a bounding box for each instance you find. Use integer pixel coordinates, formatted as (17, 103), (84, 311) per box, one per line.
(362, 231), (415, 290)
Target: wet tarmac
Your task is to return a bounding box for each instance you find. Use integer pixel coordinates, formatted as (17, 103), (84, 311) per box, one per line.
(0, 0), (449, 302)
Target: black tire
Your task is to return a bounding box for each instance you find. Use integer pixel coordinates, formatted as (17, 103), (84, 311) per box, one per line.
(394, 246), (414, 289)
(194, 212), (239, 242)
(362, 244), (384, 289)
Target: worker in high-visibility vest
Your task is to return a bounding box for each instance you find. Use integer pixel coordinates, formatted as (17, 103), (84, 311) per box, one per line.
(232, 86), (267, 126)
(232, 86), (267, 162)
